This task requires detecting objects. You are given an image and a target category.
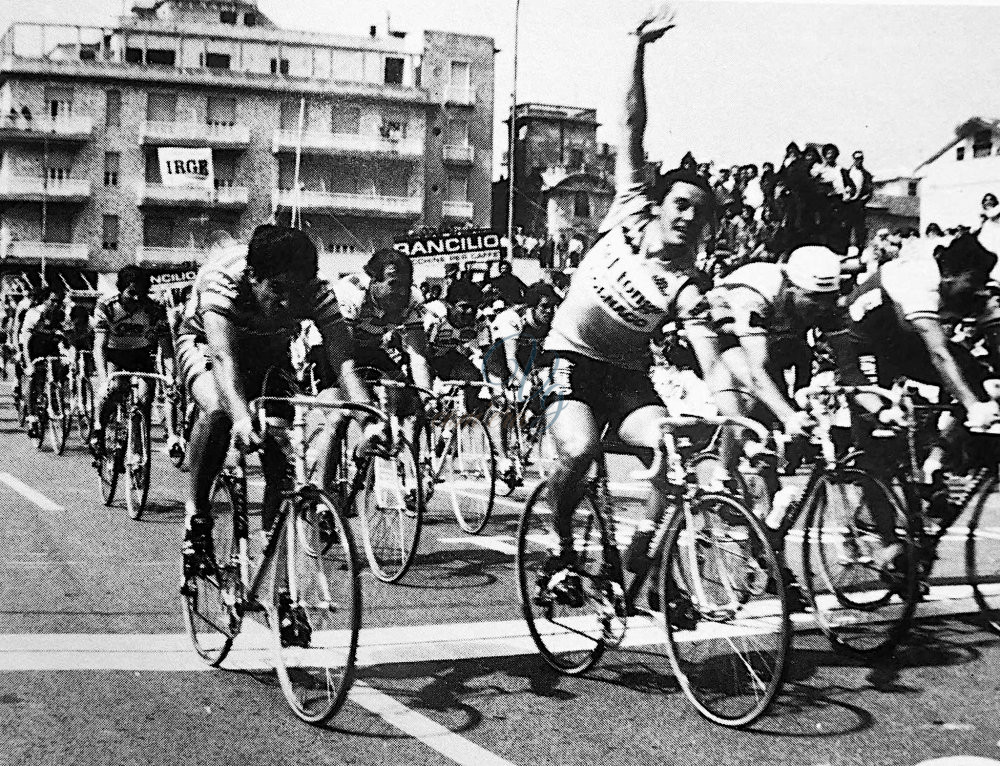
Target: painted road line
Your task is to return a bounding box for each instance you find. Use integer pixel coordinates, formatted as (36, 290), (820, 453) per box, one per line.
(349, 682), (518, 766)
(0, 472), (63, 512)
(438, 536), (518, 554)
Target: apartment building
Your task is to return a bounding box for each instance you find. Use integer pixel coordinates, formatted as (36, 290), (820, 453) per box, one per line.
(0, 0), (494, 280)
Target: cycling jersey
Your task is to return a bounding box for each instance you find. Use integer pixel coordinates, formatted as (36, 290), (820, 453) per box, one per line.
(94, 295), (168, 351)
(20, 304), (64, 361)
(546, 182), (700, 371)
(845, 257), (941, 348)
(426, 314), (487, 360)
(334, 273), (426, 352)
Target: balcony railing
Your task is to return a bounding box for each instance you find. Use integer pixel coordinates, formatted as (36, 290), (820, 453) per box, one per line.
(0, 113), (94, 142)
(274, 188), (422, 218)
(442, 144), (474, 164)
(272, 129), (423, 158)
(140, 120), (250, 147)
(0, 174), (91, 200)
(137, 182), (249, 208)
(3, 240), (89, 262)
(135, 246), (208, 267)
(442, 200), (474, 219)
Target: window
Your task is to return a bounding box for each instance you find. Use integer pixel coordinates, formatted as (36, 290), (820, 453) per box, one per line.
(207, 96), (236, 126)
(214, 154), (236, 187)
(45, 86), (73, 120)
(573, 191), (591, 218)
(104, 152), (119, 187)
(45, 167), (70, 183)
(43, 213), (72, 244)
(568, 147), (584, 168)
(270, 58), (289, 75)
(145, 48), (176, 66)
(446, 118), (469, 146)
(332, 104), (360, 134)
(384, 57), (404, 85)
(957, 147), (966, 161)
(143, 216), (174, 248)
(105, 90), (121, 127)
(125, 47), (142, 64)
(79, 48), (96, 61)
(280, 100), (302, 131)
(145, 150), (162, 183)
(244, 12), (257, 26)
(146, 92), (177, 123)
(449, 61), (470, 101)
(908, 180), (918, 197)
(204, 53), (231, 70)
(973, 129), (993, 159)
(220, 10), (237, 23)
(448, 174), (468, 201)
(102, 215), (118, 251)
(380, 116), (406, 140)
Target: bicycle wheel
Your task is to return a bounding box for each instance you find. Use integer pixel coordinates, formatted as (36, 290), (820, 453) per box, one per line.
(516, 481), (623, 675)
(32, 384), (47, 451)
(181, 474), (242, 666)
(98, 403), (126, 506)
(356, 435), (422, 583)
(444, 416), (496, 534)
(77, 375), (94, 443)
(49, 377), (69, 455)
(124, 408), (152, 520)
(271, 488), (361, 724)
(965, 471), (1000, 635)
(15, 371), (27, 428)
(800, 468), (918, 655)
(660, 491), (789, 727)
(526, 414), (558, 481)
(169, 387), (188, 469)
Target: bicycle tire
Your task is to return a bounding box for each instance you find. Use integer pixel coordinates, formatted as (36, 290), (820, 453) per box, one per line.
(50, 376), (69, 455)
(125, 407), (152, 520)
(271, 488), (361, 725)
(444, 416), (496, 534)
(661, 491), (790, 727)
(800, 467), (918, 656)
(181, 473), (242, 666)
(965, 472), (1000, 635)
(356, 435), (423, 583)
(77, 375), (94, 444)
(169, 387), (188, 469)
(15, 371), (27, 428)
(99, 403), (126, 506)
(32, 383), (47, 451)
(516, 481), (622, 675)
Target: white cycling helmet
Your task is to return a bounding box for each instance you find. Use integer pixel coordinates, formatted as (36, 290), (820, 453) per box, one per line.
(784, 245), (842, 293)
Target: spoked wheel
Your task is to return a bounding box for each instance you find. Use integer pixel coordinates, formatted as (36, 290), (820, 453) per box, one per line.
(271, 488), (360, 725)
(98, 403), (126, 506)
(516, 481), (623, 675)
(32, 387), (47, 451)
(49, 378), (70, 455)
(801, 468), (918, 655)
(13, 372), (27, 428)
(124, 408), (152, 520)
(356, 435), (423, 583)
(443, 416), (496, 534)
(169, 388), (190, 469)
(661, 491), (789, 728)
(76, 375), (94, 445)
(181, 474), (242, 666)
(965, 471), (1000, 635)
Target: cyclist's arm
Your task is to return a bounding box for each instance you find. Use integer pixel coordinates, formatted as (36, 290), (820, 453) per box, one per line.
(93, 330), (108, 387)
(19, 312), (38, 366)
(501, 334), (527, 386)
(617, 21), (649, 188)
(912, 316), (982, 411)
(402, 324), (432, 392)
(201, 311), (252, 425)
(317, 318), (370, 411)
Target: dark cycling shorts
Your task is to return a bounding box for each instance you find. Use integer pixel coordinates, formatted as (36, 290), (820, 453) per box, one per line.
(27, 335), (61, 363)
(853, 330), (989, 396)
(352, 345), (420, 419)
(545, 350), (662, 433)
(106, 347), (157, 374)
(430, 351), (481, 383)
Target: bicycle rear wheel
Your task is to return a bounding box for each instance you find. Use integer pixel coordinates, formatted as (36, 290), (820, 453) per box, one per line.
(99, 403), (126, 506)
(444, 416), (496, 534)
(965, 472), (1000, 635)
(76, 375), (94, 444)
(356, 435), (423, 583)
(801, 468), (918, 655)
(125, 408), (151, 520)
(660, 491), (789, 727)
(272, 488), (360, 724)
(181, 474), (242, 666)
(516, 481), (623, 675)
(49, 377), (69, 455)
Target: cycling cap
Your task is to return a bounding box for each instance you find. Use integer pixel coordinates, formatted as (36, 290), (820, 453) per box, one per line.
(784, 246), (842, 293)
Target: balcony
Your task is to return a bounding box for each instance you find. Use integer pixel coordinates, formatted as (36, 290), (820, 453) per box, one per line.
(135, 246), (208, 268)
(137, 182), (249, 209)
(0, 113), (94, 144)
(442, 200), (474, 219)
(273, 189), (422, 218)
(140, 121), (251, 149)
(3, 240), (89, 263)
(272, 129), (423, 159)
(0, 174), (91, 202)
(442, 144), (474, 165)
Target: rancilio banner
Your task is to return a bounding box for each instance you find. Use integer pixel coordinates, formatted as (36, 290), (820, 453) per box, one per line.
(393, 228), (502, 265)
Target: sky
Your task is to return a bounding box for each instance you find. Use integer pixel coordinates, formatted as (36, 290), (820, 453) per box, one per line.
(5, 0), (1000, 179)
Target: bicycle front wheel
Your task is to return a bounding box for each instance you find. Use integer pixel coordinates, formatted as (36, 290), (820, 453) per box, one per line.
(98, 404), (125, 506)
(272, 488), (360, 725)
(49, 377), (69, 455)
(661, 491), (789, 728)
(966, 471), (1000, 635)
(125, 408), (151, 520)
(77, 375), (94, 443)
(516, 481), (622, 675)
(801, 468), (917, 655)
(444, 416), (496, 534)
(181, 474), (242, 666)
(356, 436), (423, 583)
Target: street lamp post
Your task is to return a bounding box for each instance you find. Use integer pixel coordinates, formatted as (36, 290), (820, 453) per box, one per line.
(506, 0), (521, 262)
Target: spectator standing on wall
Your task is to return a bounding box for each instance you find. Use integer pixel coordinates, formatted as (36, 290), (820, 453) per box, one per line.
(844, 150), (874, 249)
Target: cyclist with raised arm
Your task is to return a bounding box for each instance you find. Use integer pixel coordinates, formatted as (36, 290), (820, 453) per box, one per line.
(19, 283), (67, 439)
(90, 267), (177, 460)
(177, 225), (366, 581)
(539, 6), (733, 608)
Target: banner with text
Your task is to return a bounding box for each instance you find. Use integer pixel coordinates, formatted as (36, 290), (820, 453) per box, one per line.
(158, 147), (214, 190)
(393, 229), (503, 265)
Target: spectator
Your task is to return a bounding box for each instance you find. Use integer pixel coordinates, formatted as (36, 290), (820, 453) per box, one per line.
(759, 161), (777, 216)
(779, 142), (801, 175)
(741, 164), (764, 212)
(678, 151), (697, 172)
(843, 150), (874, 249)
(567, 234), (585, 267)
(696, 162), (712, 183)
(977, 192), (1000, 259)
(713, 168), (735, 210)
(813, 143), (852, 251)
(488, 259), (527, 305)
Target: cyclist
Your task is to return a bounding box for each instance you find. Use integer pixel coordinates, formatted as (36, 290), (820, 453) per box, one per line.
(10, 285), (43, 405)
(486, 280), (560, 397)
(19, 283), (67, 439)
(90, 267), (177, 460)
(176, 225), (366, 581)
(64, 293), (95, 384)
(426, 277), (491, 405)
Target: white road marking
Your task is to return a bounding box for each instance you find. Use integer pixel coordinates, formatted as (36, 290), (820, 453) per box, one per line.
(349, 682), (518, 766)
(438, 536), (518, 554)
(0, 472), (63, 512)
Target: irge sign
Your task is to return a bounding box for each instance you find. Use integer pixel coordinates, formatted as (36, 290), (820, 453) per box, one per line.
(158, 147), (214, 190)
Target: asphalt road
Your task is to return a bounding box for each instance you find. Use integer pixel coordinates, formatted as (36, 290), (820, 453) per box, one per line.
(2, 379), (1000, 766)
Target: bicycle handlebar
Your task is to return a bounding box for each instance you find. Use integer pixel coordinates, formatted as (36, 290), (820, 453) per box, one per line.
(794, 384), (897, 408)
(105, 371), (174, 387)
(249, 395), (386, 424)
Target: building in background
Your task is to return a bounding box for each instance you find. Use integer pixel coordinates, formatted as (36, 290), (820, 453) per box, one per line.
(867, 171), (920, 236)
(0, 0), (494, 282)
